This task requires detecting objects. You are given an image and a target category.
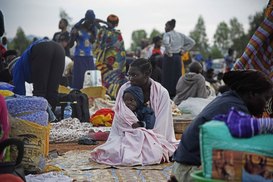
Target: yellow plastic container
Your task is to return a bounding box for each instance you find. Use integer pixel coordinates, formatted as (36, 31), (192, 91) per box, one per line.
(58, 85), (107, 98)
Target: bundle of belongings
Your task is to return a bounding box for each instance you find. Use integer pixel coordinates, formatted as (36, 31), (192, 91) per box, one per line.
(0, 82), (51, 174)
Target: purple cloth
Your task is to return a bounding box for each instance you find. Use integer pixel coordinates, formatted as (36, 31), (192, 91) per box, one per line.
(214, 108), (259, 138)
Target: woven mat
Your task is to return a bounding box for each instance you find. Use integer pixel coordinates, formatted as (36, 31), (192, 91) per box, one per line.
(47, 150), (173, 181)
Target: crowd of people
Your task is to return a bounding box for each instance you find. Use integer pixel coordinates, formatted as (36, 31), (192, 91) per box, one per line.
(0, 6), (273, 182)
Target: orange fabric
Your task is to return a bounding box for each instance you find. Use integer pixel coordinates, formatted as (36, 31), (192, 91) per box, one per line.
(90, 108), (114, 126)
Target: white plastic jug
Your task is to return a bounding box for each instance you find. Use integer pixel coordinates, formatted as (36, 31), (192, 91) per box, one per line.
(83, 70), (102, 88)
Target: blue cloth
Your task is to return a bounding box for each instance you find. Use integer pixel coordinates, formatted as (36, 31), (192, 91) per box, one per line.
(173, 90), (250, 166)
(6, 95), (49, 126)
(12, 39), (49, 95)
(124, 86), (156, 129)
(74, 30), (93, 57)
(72, 56), (95, 89)
(85, 10), (95, 21)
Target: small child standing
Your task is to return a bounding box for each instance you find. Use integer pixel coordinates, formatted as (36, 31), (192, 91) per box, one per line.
(123, 85), (155, 129)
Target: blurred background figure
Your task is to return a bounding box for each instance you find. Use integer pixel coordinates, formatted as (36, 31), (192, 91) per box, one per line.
(162, 19), (195, 98)
(173, 61), (209, 106)
(69, 9), (97, 89)
(52, 18), (70, 57)
(224, 48), (235, 72)
(94, 14), (127, 99)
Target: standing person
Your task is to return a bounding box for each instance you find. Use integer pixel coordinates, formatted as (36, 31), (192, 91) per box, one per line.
(224, 48), (235, 72)
(94, 14), (127, 99)
(52, 18), (70, 57)
(145, 35), (165, 62)
(162, 19), (195, 98)
(9, 39), (65, 110)
(123, 85), (155, 129)
(173, 61), (209, 106)
(146, 36), (165, 83)
(69, 9), (97, 89)
(0, 10), (4, 37)
(171, 70), (273, 182)
(90, 58), (178, 166)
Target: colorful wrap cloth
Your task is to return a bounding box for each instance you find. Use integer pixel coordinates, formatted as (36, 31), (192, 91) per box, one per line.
(90, 79), (178, 166)
(94, 26), (127, 99)
(6, 95), (49, 126)
(233, 10), (273, 80)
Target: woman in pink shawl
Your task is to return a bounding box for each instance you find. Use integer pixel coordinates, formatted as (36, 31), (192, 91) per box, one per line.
(90, 58), (178, 166)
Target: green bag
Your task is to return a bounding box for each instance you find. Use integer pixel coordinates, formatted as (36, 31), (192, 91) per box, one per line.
(200, 121), (273, 178)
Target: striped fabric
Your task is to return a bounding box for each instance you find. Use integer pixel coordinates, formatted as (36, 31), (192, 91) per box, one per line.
(233, 10), (273, 80)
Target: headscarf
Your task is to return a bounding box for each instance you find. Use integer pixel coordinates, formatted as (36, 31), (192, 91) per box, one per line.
(85, 10), (96, 21)
(74, 9), (96, 29)
(223, 70), (273, 94)
(166, 19), (176, 29)
(123, 85), (144, 108)
(107, 14), (119, 27)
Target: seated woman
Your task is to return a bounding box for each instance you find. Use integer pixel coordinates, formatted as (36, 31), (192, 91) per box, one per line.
(172, 70), (273, 182)
(90, 58), (178, 166)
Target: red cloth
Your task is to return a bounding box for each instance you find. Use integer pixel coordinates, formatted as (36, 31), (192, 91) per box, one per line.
(152, 48), (162, 55)
(0, 174), (24, 182)
(89, 131), (110, 141)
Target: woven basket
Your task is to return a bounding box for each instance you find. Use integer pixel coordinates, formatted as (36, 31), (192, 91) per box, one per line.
(173, 119), (192, 134)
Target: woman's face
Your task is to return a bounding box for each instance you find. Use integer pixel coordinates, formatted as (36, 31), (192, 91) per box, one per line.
(165, 23), (172, 32)
(127, 66), (149, 86)
(123, 92), (137, 111)
(246, 89), (272, 116)
(155, 40), (162, 48)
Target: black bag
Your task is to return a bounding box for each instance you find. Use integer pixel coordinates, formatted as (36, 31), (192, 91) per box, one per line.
(57, 89), (90, 122)
(0, 138), (26, 181)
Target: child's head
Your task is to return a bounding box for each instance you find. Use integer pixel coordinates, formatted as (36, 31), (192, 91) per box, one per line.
(123, 85), (144, 111)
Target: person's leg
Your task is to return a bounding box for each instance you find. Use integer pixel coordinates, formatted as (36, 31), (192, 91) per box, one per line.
(46, 41), (65, 109)
(161, 55), (172, 94)
(172, 161), (197, 182)
(162, 55), (182, 98)
(170, 55), (182, 98)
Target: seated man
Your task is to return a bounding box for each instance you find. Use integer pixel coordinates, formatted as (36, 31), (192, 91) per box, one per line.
(173, 61), (209, 106)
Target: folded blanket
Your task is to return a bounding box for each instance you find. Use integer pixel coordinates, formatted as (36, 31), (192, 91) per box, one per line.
(6, 96), (48, 115)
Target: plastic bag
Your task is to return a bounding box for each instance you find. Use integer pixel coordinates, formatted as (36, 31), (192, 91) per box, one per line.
(178, 97), (214, 117)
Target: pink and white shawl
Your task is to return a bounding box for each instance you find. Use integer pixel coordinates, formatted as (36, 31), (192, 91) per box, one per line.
(90, 79), (178, 166)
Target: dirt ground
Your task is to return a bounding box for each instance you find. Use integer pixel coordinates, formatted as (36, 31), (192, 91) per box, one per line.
(49, 141), (105, 154)
(49, 134), (182, 155)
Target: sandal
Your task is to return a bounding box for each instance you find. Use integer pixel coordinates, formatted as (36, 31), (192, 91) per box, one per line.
(78, 137), (98, 145)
